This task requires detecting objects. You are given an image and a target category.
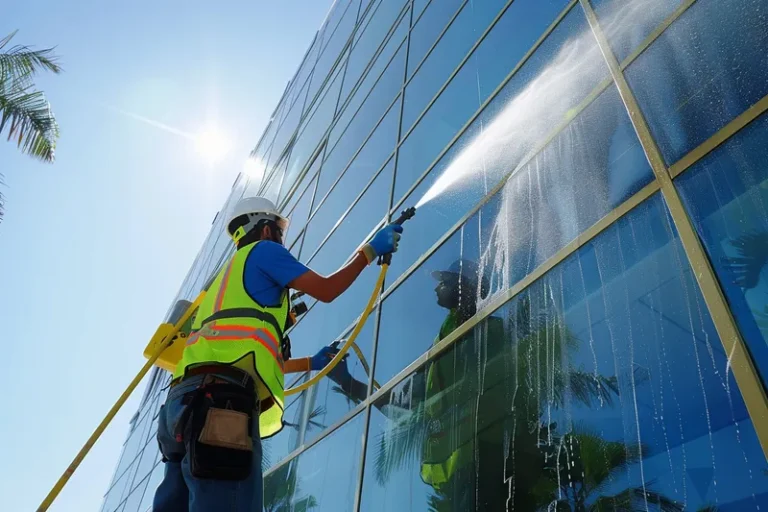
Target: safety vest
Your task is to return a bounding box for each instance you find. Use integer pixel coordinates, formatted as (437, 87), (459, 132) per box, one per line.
(173, 240), (288, 438)
(420, 311), (506, 488)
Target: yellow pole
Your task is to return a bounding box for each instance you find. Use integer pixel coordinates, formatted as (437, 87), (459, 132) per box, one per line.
(36, 291), (206, 512)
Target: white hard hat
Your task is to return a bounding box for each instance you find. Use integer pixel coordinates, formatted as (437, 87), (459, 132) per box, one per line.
(226, 196), (290, 243)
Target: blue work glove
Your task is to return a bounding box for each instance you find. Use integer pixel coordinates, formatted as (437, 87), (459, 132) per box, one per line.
(361, 224), (404, 264)
(310, 345), (339, 371)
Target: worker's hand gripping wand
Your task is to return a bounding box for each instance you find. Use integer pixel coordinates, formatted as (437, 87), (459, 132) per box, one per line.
(378, 206), (417, 267)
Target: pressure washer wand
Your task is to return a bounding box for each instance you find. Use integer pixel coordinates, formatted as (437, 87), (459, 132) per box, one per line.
(380, 206), (416, 266)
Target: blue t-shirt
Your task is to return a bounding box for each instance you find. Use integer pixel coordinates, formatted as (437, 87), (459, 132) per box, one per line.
(243, 241), (310, 306)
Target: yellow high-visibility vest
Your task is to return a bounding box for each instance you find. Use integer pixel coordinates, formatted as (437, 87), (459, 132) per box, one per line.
(173, 240), (288, 438)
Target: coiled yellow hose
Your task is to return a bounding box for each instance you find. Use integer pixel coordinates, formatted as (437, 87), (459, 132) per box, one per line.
(284, 263), (387, 395)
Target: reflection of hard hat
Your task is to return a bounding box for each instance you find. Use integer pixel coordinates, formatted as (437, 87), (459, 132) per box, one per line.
(227, 196), (290, 242)
(431, 259), (490, 296)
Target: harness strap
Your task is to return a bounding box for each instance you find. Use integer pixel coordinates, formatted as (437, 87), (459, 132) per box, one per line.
(200, 307), (284, 340)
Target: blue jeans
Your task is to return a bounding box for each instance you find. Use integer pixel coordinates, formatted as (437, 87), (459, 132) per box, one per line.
(153, 374), (263, 512)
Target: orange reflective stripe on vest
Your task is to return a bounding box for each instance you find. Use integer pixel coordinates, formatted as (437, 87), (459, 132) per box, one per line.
(214, 258), (236, 313)
(186, 323), (284, 370)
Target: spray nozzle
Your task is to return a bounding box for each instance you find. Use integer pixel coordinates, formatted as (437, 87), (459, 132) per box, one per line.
(392, 206), (416, 226)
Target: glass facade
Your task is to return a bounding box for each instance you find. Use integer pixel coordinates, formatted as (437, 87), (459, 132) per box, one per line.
(101, 0), (768, 510)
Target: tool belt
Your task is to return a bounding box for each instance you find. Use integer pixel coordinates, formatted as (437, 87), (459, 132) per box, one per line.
(173, 367), (258, 481)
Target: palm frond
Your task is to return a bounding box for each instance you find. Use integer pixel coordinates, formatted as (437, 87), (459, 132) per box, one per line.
(0, 84), (58, 161)
(373, 405), (428, 485)
(0, 31), (61, 79)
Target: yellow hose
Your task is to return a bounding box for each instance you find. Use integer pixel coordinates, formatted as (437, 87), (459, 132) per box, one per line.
(285, 263), (387, 396)
(36, 291), (207, 512)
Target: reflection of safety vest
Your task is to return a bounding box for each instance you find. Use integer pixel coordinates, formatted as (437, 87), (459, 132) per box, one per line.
(173, 241), (288, 438)
(420, 311), (506, 488)
(420, 310), (475, 488)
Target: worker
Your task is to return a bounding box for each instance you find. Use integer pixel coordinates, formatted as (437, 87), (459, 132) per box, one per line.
(152, 196), (404, 512)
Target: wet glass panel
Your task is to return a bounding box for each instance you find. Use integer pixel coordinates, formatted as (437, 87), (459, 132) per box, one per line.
(407, 0), (464, 78)
(396, 4), (604, 204)
(306, 102), (400, 258)
(390, 84), (651, 288)
(625, 0), (768, 165)
(309, 160), (392, 275)
(263, 413), (365, 511)
(328, 34), (406, 170)
(137, 462), (163, 512)
(676, 112), (768, 388)
(362, 193), (768, 511)
(122, 476), (148, 512)
(402, 0), (508, 132)
(590, 0), (685, 63)
(341, 0), (409, 106)
(308, 0), (360, 107)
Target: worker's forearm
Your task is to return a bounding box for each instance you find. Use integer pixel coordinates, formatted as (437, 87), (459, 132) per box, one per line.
(321, 252), (368, 303)
(284, 357), (311, 374)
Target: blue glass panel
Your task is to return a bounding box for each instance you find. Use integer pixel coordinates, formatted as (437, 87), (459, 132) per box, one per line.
(282, 65), (344, 200)
(401, 0), (508, 131)
(626, 0), (768, 165)
(396, 4), (604, 204)
(342, 0), (409, 104)
(676, 112), (768, 387)
(329, 28), (407, 165)
(137, 462), (163, 512)
(475, 0), (569, 102)
(296, 310), (377, 444)
(590, 0), (684, 63)
(284, 173), (319, 248)
(407, 0), (464, 78)
(122, 476), (148, 512)
(307, 0), (360, 108)
(263, 414), (365, 510)
(413, 0), (430, 21)
(306, 102), (400, 258)
(310, 160), (392, 275)
(362, 193), (768, 511)
(271, 78), (311, 169)
(262, 397), (304, 468)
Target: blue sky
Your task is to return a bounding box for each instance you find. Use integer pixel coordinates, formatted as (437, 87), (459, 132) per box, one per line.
(0, 1), (331, 510)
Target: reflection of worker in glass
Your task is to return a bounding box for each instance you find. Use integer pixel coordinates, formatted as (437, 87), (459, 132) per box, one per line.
(330, 260), (511, 509)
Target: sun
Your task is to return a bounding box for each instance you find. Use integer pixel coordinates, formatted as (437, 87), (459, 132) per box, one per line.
(194, 126), (232, 164)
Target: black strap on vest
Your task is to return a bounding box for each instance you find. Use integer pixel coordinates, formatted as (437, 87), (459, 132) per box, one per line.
(200, 307), (284, 340)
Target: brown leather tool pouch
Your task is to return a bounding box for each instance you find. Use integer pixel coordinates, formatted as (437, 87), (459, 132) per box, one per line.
(181, 382), (256, 481)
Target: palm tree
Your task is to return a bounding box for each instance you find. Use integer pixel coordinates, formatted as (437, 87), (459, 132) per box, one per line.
(0, 30), (61, 219)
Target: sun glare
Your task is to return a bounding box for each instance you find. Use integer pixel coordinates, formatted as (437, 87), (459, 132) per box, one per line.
(195, 126), (232, 164)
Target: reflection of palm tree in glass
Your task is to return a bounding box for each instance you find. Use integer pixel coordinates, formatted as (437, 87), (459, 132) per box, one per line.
(263, 462), (318, 512)
(723, 231), (768, 337)
(371, 269), (684, 511)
